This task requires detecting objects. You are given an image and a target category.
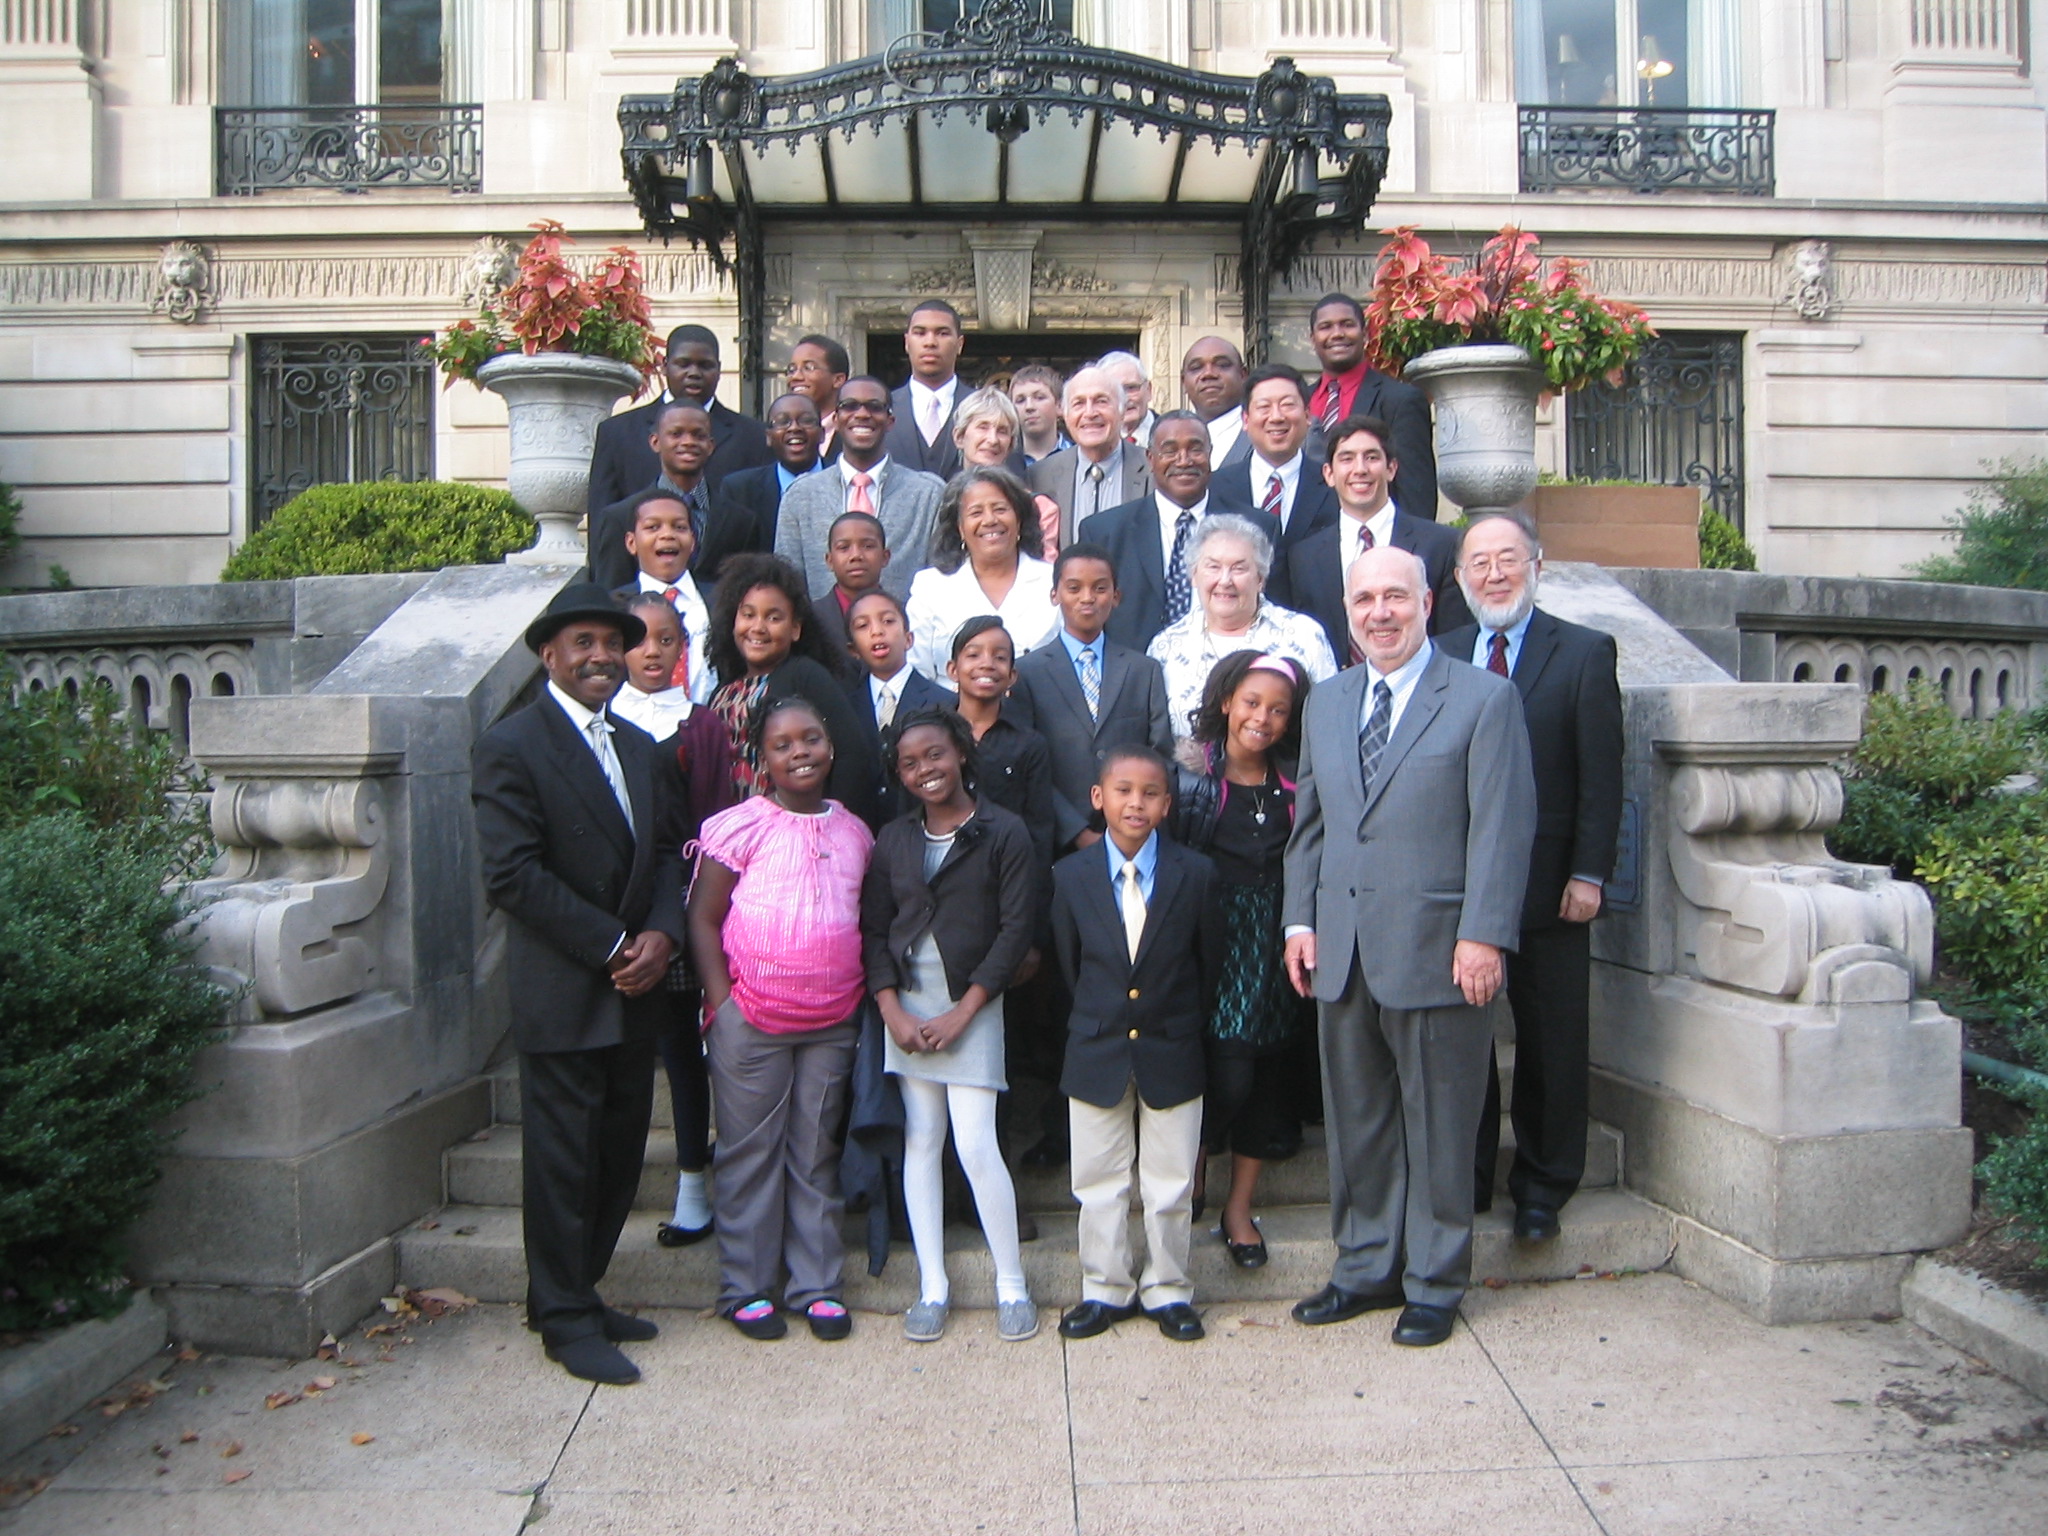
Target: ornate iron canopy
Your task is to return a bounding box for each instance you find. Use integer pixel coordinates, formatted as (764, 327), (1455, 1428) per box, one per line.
(616, 0), (1391, 389)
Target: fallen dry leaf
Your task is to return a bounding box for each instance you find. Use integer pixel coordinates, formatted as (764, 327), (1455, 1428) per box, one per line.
(350, 1432), (375, 1446)
(305, 1376), (337, 1393)
(223, 1469), (252, 1485)
(179, 1431), (199, 1444)
(44, 1424), (78, 1439)
(173, 1346), (202, 1363)
(403, 1286), (477, 1319)
(263, 1391), (301, 1411)
(379, 1294), (417, 1316)
(315, 1334), (339, 1361)
(362, 1322), (402, 1338)
(221, 1441), (243, 1458)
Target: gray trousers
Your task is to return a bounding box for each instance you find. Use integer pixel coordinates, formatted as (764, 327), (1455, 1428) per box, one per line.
(1319, 961), (1494, 1309)
(705, 998), (857, 1312)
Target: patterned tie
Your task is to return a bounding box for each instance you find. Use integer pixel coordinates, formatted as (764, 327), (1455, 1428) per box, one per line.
(1318, 375), (1344, 432)
(1261, 471), (1284, 522)
(1079, 645), (1102, 721)
(1163, 508), (1196, 626)
(876, 680), (897, 729)
(1120, 859), (1146, 963)
(586, 716), (635, 832)
(849, 471), (876, 516)
(1084, 461), (1106, 520)
(662, 586), (689, 691)
(1488, 632), (1511, 677)
(1357, 523), (1376, 559)
(1357, 680), (1393, 798)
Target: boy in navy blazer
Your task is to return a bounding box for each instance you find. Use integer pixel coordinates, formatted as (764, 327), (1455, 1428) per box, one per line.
(1049, 745), (1222, 1343)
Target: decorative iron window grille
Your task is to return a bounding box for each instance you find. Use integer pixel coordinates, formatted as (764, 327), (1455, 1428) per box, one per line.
(250, 337), (436, 527)
(1518, 107), (1773, 195)
(1567, 332), (1746, 530)
(216, 104), (483, 195)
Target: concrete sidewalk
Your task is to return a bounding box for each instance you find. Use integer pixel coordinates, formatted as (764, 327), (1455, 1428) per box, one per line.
(3, 1274), (2043, 1535)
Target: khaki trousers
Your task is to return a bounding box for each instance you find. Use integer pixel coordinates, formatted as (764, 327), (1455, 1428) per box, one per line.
(1069, 1083), (1204, 1309)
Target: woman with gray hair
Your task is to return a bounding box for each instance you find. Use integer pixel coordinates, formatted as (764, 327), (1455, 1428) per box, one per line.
(1147, 513), (1337, 738)
(949, 385), (1023, 470)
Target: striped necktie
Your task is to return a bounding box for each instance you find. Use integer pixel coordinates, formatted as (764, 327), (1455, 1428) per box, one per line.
(1079, 645), (1102, 721)
(1260, 470), (1284, 521)
(1357, 680), (1392, 797)
(1318, 375), (1344, 431)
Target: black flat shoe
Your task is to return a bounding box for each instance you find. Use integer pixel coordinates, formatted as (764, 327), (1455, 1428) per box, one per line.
(657, 1219), (713, 1248)
(1291, 1283), (1406, 1326)
(601, 1305), (658, 1343)
(1513, 1204), (1561, 1243)
(804, 1299), (853, 1341)
(1146, 1302), (1205, 1342)
(726, 1298), (786, 1340)
(545, 1334), (640, 1385)
(1223, 1223), (1268, 1269)
(1391, 1303), (1458, 1348)
(1058, 1299), (1139, 1339)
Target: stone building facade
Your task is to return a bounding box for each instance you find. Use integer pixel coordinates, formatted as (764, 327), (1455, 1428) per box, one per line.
(0, 0), (2044, 588)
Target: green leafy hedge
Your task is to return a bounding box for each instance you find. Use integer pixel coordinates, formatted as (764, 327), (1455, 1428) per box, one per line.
(1699, 506), (1756, 571)
(222, 482), (535, 581)
(0, 672), (223, 1332)
(1912, 459), (2048, 593)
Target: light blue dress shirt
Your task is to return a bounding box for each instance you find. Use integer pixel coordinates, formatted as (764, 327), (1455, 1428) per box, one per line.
(1469, 608), (1534, 675)
(1104, 827), (1159, 904)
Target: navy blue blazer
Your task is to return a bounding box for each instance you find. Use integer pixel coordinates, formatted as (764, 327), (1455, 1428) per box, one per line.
(586, 396), (772, 517)
(840, 665), (954, 821)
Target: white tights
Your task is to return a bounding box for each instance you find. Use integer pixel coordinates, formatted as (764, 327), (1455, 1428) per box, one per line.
(898, 1077), (1028, 1306)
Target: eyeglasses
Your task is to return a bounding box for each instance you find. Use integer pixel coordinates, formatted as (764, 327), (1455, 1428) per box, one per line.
(786, 359), (833, 377)
(1461, 553), (1532, 577)
(837, 397), (891, 417)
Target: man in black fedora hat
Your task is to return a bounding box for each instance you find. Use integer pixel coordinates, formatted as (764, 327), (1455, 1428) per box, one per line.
(471, 584), (687, 1385)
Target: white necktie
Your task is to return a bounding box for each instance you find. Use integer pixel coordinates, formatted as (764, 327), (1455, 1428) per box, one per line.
(922, 390), (944, 443)
(1120, 859), (1145, 963)
(876, 681), (897, 729)
(586, 716), (634, 832)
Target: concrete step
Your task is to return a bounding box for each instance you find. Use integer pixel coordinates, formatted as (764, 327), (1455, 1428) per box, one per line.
(443, 1119), (1624, 1214)
(396, 1187), (1676, 1314)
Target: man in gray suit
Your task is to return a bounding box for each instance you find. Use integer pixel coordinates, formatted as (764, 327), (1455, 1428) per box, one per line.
(1282, 545), (1536, 1347)
(775, 374), (944, 603)
(1029, 365), (1152, 547)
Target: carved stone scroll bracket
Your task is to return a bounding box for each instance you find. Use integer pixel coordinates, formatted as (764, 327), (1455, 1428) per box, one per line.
(189, 777), (390, 1019)
(1666, 761), (1933, 1001)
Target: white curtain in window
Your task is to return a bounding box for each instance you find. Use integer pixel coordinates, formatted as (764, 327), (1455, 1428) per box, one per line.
(871, 0), (920, 50)
(240, 0), (310, 106)
(1514, 0), (1551, 101)
(442, 0), (477, 102)
(1687, 0), (1740, 105)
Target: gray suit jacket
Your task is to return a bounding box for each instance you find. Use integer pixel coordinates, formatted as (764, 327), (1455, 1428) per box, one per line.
(1007, 634), (1175, 849)
(774, 458), (946, 604)
(1029, 445), (1153, 547)
(1283, 645), (1536, 1011)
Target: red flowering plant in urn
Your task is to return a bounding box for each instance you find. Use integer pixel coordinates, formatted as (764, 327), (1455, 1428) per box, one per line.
(426, 221), (662, 390)
(1364, 225), (1654, 393)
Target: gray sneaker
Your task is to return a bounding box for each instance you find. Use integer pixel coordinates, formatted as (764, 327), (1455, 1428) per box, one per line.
(997, 1299), (1039, 1342)
(903, 1299), (948, 1342)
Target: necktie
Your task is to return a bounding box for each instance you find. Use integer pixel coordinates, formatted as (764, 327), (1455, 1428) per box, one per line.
(586, 715), (635, 832)
(1488, 633), (1511, 677)
(1261, 471), (1284, 521)
(922, 391), (944, 444)
(662, 586), (689, 691)
(1318, 375), (1344, 432)
(1084, 461), (1105, 520)
(1120, 859), (1146, 963)
(1079, 645), (1101, 722)
(1163, 508), (1196, 626)
(849, 471), (875, 516)
(876, 680), (897, 729)
(1357, 680), (1393, 798)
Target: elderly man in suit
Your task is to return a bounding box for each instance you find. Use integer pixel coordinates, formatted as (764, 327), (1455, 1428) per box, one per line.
(1288, 416), (1470, 661)
(1439, 512), (1624, 1244)
(883, 299), (968, 480)
(1303, 293), (1438, 520)
(586, 324), (770, 517)
(1029, 366), (1152, 546)
(471, 585), (687, 1386)
(776, 375), (944, 603)
(1282, 545), (1536, 1348)
(1181, 335), (1251, 471)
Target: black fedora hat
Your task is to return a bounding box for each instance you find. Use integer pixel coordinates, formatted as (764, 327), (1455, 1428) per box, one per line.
(524, 583), (645, 654)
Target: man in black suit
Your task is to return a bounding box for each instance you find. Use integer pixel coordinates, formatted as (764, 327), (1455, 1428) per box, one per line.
(1439, 512), (1624, 1244)
(1210, 364), (1340, 608)
(1304, 293), (1438, 521)
(1077, 412), (1279, 655)
(701, 392), (823, 593)
(784, 333), (848, 463)
(588, 401), (715, 592)
(471, 585), (686, 1386)
(882, 299), (967, 481)
(586, 323), (771, 516)
(1287, 416), (1470, 663)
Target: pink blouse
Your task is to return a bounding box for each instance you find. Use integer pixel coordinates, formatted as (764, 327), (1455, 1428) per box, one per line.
(695, 796), (873, 1033)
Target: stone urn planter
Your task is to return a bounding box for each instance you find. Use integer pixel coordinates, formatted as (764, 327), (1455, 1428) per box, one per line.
(1402, 343), (1545, 519)
(477, 352), (646, 566)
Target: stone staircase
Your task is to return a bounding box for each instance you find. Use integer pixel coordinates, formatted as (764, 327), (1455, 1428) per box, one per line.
(398, 1060), (1678, 1312)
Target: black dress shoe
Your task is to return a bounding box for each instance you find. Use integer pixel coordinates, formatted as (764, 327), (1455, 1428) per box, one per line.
(1391, 1303), (1458, 1348)
(545, 1334), (640, 1385)
(1057, 1299), (1139, 1339)
(1223, 1224), (1268, 1269)
(1291, 1283), (1406, 1326)
(601, 1306), (658, 1343)
(1473, 1187), (1495, 1216)
(1146, 1302), (1205, 1342)
(1513, 1204), (1561, 1243)
(657, 1219), (713, 1248)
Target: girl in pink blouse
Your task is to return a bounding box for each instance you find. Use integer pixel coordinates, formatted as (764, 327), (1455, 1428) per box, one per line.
(689, 696), (875, 1341)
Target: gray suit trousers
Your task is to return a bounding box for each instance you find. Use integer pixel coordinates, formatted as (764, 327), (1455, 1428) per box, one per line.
(1319, 959), (1494, 1308)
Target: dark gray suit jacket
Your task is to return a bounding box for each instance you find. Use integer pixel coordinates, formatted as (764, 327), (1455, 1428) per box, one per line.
(883, 381), (963, 481)
(1029, 445), (1153, 547)
(1283, 645), (1536, 1011)
(1006, 634), (1174, 849)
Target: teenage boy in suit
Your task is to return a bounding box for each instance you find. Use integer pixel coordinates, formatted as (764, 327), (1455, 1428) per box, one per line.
(1050, 745), (1222, 1343)
(808, 511), (891, 659)
(1007, 542), (1174, 853)
(841, 587), (951, 819)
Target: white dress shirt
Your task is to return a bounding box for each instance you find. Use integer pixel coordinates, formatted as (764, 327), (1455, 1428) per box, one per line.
(837, 453), (894, 506)
(633, 570), (713, 705)
(1339, 500), (1398, 568)
(610, 681), (694, 743)
(546, 681), (634, 834)
(1206, 406), (1244, 465)
(905, 553), (1058, 679)
(1250, 450), (1306, 531)
(1153, 491), (1210, 577)
(908, 377), (960, 445)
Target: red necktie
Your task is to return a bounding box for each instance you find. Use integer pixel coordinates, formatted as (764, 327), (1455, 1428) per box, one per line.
(1261, 471), (1284, 521)
(1487, 633), (1510, 677)
(1357, 525), (1375, 559)
(663, 586), (689, 691)
(1318, 375), (1344, 431)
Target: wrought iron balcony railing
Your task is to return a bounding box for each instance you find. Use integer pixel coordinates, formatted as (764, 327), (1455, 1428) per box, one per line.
(1518, 106), (1773, 196)
(215, 104), (483, 195)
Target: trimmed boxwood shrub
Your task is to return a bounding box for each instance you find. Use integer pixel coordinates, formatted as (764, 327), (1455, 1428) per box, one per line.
(1699, 506), (1756, 571)
(222, 481), (535, 581)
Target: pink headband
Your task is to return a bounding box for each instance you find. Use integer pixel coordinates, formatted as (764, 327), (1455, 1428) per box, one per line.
(1247, 653), (1299, 680)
